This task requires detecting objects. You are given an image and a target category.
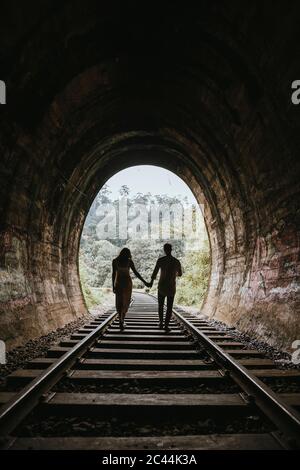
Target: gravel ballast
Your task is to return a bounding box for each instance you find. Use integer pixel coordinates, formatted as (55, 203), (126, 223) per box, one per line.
(177, 304), (300, 370)
(0, 316), (90, 388)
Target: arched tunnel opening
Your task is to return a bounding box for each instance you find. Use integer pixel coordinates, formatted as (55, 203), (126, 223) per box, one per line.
(78, 165), (210, 312)
(0, 0), (299, 357)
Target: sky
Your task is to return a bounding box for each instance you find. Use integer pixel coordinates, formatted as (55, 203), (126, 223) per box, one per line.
(103, 165), (196, 203)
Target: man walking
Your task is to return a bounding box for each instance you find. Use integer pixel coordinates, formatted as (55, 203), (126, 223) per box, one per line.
(150, 243), (182, 332)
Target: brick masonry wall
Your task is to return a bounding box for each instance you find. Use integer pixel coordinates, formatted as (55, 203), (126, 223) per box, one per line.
(0, 1), (299, 351)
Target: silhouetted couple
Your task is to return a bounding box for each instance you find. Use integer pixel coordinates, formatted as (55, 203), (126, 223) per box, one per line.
(112, 243), (182, 331)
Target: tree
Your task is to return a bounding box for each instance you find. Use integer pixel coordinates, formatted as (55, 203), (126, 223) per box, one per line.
(119, 185), (130, 197)
(97, 184), (112, 203)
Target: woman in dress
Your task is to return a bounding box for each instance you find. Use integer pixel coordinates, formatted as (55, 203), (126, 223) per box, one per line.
(112, 248), (149, 330)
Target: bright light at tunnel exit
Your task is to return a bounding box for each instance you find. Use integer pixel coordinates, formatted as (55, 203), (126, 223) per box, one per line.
(79, 165), (211, 309)
(82, 165), (208, 249)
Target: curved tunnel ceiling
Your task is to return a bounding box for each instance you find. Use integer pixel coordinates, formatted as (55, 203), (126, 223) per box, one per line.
(0, 1), (299, 350)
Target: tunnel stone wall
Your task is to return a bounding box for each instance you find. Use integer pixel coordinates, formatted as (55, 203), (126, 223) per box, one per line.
(0, 0), (299, 351)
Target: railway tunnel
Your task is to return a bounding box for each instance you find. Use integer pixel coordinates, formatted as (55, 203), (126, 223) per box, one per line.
(0, 0), (300, 354)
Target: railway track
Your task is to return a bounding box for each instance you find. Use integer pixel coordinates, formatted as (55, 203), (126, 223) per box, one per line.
(0, 292), (300, 450)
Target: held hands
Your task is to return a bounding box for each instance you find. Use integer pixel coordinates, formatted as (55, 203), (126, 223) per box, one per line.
(145, 280), (153, 288)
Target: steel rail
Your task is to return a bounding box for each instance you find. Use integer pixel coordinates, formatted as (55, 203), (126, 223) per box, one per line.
(0, 311), (118, 437)
(172, 306), (300, 449)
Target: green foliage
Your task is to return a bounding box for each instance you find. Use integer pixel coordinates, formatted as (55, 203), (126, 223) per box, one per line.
(79, 259), (114, 308)
(79, 260), (99, 308)
(176, 244), (210, 306)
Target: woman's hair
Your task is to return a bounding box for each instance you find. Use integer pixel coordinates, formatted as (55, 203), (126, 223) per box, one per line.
(117, 247), (131, 264)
